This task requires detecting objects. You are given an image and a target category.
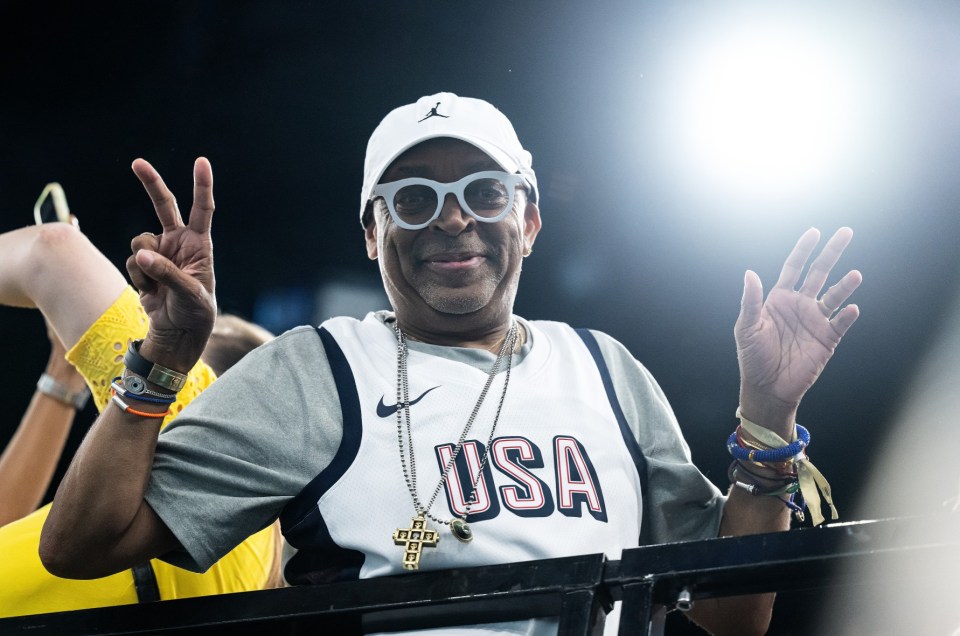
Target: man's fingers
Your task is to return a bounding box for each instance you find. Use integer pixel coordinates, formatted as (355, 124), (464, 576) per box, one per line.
(134, 249), (202, 298)
(126, 252), (156, 295)
(188, 157), (215, 234)
(736, 270), (764, 333)
(130, 231), (160, 255)
(830, 304), (860, 338)
(818, 269), (863, 316)
(774, 228), (820, 291)
(131, 158), (184, 232)
(799, 227), (854, 298)
(128, 233), (162, 293)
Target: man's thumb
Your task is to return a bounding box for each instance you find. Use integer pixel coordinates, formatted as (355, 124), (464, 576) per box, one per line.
(135, 249), (193, 295)
(135, 249), (156, 269)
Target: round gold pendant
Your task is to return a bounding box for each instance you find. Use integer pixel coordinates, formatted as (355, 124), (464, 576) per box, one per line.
(450, 518), (473, 543)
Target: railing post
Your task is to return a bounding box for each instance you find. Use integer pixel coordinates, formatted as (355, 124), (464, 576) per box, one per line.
(558, 587), (611, 636)
(617, 581), (655, 636)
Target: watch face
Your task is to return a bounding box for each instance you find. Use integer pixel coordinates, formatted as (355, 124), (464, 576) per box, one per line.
(124, 375), (147, 394)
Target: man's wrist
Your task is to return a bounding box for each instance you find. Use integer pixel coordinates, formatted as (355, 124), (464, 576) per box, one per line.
(737, 391), (798, 438)
(123, 339), (189, 393)
(137, 332), (208, 375)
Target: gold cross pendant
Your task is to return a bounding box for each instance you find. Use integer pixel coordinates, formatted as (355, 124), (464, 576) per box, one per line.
(393, 514), (440, 570)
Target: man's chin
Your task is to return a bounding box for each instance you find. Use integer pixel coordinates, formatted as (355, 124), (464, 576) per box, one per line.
(419, 283), (497, 316)
(424, 294), (488, 315)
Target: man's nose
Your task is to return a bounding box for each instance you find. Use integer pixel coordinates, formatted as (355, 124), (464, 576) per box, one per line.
(430, 193), (474, 234)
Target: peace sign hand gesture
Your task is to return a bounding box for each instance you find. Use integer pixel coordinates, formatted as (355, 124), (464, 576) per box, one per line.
(125, 157), (217, 373)
(735, 227), (862, 437)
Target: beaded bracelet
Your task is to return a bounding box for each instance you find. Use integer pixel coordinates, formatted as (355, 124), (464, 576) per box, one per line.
(110, 378), (176, 405)
(726, 424), (810, 463)
(734, 428), (801, 476)
(729, 409), (836, 526)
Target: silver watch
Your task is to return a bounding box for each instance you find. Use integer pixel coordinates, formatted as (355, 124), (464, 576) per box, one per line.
(37, 373), (91, 410)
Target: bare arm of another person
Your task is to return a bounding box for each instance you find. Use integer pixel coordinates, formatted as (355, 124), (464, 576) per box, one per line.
(0, 324), (89, 526)
(0, 221), (127, 349)
(0, 218), (127, 527)
(686, 228), (862, 636)
(40, 157), (217, 578)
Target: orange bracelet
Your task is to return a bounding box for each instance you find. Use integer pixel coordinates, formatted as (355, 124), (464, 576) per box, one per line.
(110, 394), (169, 419)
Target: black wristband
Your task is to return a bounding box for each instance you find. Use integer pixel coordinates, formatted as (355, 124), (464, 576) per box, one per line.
(123, 340), (188, 393)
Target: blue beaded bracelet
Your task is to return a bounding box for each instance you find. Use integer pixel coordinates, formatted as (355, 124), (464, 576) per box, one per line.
(726, 424), (810, 463)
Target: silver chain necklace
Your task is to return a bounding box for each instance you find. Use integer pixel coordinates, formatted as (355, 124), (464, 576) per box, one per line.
(390, 319), (518, 569)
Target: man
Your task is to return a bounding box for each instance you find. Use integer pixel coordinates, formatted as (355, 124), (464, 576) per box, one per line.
(41, 93), (861, 635)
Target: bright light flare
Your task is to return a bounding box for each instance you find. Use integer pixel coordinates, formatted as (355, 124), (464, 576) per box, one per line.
(671, 22), (861, 197)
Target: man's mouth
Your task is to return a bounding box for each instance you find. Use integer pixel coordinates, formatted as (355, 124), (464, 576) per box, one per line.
(423, 251), (486, 271)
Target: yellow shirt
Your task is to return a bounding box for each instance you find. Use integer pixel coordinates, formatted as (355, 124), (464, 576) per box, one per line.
(0, 287), (279, 617)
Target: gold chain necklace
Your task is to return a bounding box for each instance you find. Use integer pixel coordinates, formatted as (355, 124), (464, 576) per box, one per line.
(390, 319), (518, 570)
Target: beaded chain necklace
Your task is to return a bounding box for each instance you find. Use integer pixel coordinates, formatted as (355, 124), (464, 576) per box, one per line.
(390, 319), (519, 570)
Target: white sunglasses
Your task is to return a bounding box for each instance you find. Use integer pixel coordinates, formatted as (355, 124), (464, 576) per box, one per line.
(371, 171), (528, 230)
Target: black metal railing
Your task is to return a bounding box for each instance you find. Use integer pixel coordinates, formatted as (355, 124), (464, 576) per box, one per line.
(4, 513), (958, 635)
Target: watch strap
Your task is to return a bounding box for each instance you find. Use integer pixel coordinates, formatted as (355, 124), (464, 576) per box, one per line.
(123, 340), (188, 393)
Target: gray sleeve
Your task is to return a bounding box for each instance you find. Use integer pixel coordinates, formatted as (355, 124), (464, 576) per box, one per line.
(145, 325), (344, 572)
(591, 330), (726, 545)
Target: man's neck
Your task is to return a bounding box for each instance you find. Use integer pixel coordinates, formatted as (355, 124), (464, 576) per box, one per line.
(391, 310), (516, 354)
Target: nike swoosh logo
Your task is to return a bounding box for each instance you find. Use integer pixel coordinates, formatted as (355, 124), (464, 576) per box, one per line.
(377, 386), (440, 418)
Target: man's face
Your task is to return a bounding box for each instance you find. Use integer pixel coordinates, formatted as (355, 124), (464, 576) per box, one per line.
(365, 138), (540, 326)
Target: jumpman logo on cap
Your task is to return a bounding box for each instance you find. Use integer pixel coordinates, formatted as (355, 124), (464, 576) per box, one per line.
(418, 102), (449, 123)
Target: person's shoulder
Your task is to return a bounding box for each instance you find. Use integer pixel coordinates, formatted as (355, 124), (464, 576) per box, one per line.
(242, 324), (325, 360)
(318, 311), (394, 340)
(583, 327), (631, 354)
(526, 319), (627, 350)
(274, 324), (325, 340)
(531, 319), (652, 377)
(255, 316), (382, 356)
(207, 324), (331, 386)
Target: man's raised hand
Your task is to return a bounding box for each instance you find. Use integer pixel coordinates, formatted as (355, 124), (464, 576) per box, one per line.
(735, 227), (862, 436)
(125, 157), (217, 373)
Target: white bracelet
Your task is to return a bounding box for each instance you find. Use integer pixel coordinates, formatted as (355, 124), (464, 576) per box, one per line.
(37, 373), (91, 410)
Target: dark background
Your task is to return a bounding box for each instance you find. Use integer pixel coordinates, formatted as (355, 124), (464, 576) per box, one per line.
(2, 1), (959, 633)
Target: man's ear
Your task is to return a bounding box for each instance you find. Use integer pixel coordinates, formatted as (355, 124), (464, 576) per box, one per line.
(364, 218), (379, 260)
(522, 201), (542, 253)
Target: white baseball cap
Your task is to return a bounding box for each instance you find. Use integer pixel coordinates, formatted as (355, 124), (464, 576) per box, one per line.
(360, 92), (538, 226)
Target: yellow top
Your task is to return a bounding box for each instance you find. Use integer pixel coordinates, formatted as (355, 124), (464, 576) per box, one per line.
(0, 287), (280, 617)
(63, 286), (214, 422)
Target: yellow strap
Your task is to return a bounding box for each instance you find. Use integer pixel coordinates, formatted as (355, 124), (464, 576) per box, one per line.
(736, 409), (838, 526)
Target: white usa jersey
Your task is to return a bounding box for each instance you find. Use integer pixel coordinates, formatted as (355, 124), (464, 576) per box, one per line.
(280, 314), (650, 635)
